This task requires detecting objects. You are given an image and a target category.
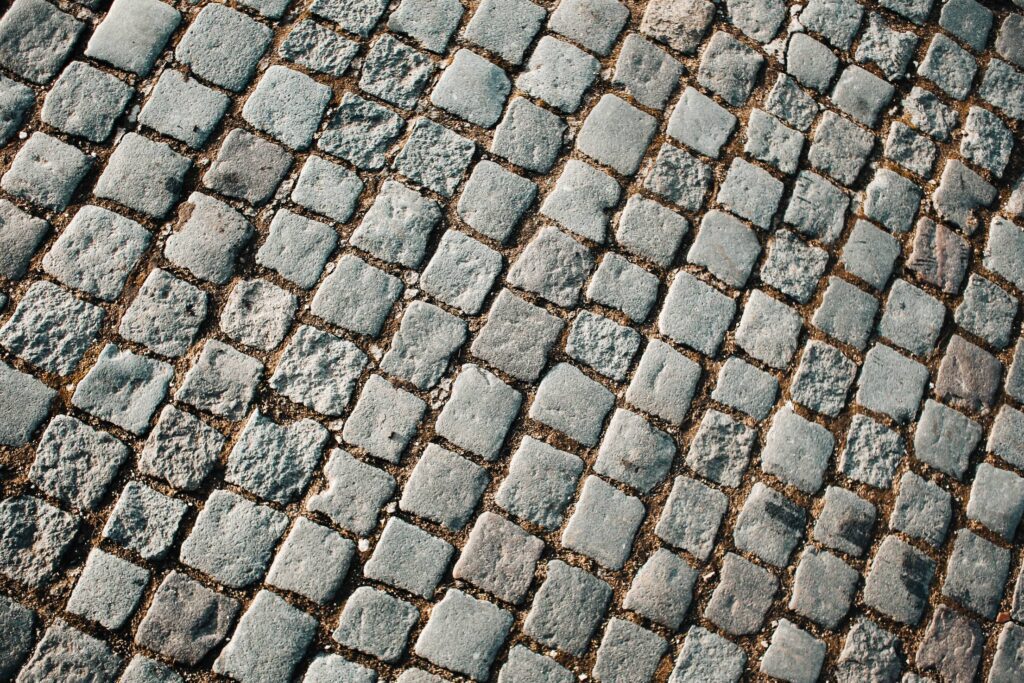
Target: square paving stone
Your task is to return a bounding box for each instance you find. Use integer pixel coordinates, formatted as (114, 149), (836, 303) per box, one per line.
(358, 34), (434, 109)
(991, 623), (1024, 682)
(885, 122), (938, 178)
(267, 517), (354, 604)
(904, 85), (958, 140)
(760, 230), (829, 304)
(761, 620), (826, 683)
(498, 646), (573, 683)
(279, 19), (359, 77)
(787, 33), (838, 92)
(659, 271), (736, 357)
(435, 364), (520, 461)
(364, 518), (453, 598)
(790, 340), (856, 417)
(640, 0), (716, 54)
(180, 489), (288, 588)
(812, 277), (878, 350)
(890, 471), (952, 547)
(643, 144), (712, 212)
(381, 301), (467, 390)
(102, 480), (187, 561)
(880, 0), (934, 23)
(0, 199), (47, 280)
(213, 590), (317, 683)
(686, 409), (757, 488)
(17, 620), (120, 682)
(656, 475), (729, 560)
(343, 375), (425, 463)
(549, 0), (628, 56)
(978, 58), (1024, 121)
(961, 106), (1014, 177)
(577, 94), (657, 176)
(524, 560), (611, 656)
(311, 254), (402, 337)
(305, 655), (379, 683)
(86, 0), (180, 76)
(72, 344), (173, 435)
(0, 281), (104, 376)
(491, 97), (568, 175)
(43, 205), (149, 302)
(669, 626), (746, 683)
(840, 413), (906, 488)
(138, 69), (230, 149)
(800, 0), (863, 48)
(565, 311), (641, 381)
(667, 86), (737, 158)
(394, 118), (475, 197)
(0, 0), (83, 84)
(352, 180), (441, 268)
(727, 0), (787, 42)
(833, 618), (903, 681)
(784, 170), (850, 244)
(967, 463), (1024, 541)
(175, 339), (263, 421)
(225, 412), (329, 504)
(495, 436), (584, 530)
(936, 334), (1003, 412)
(508, 225), (594, 306)
(955, 274), (1017, 349)
(464, 0), (545, 64)
(243, 66), (331, 150)
(809, 111), (875, 185)
(789, 547), (859, 629)
(457, 160), (537, 242)
(139, 406), (224, 491)
(516, 36), (600, 114)
(1009, 342), (1024, 405)
(595, 408), (675, 493)
(41, 62), (132, 143)
(541, 161), (621, 244)
(0, 75), (33, 145)
(997, 14), (1024, 66)
(120, 655), (181, 683)
(918, 33), (977, 99)
(863, 535), (934, 624)
(705, 553), (778, 636)
(471, 289), (564, 381)
(135, 571), (239, 666)
(164, 192), (254, 284)
(622, 342), (704, 428)
(454, 511), (544, 604)
(624, 548), (698, 630)
(400, 444), (488, 530)
(318, 93), (404, 170)
(932, 160), (996, 233)
(593, 618), (667, 683)
(388, 0), (463, 53)
(711, 357), (778, 421)
(308, 448), (396, 535)
(744, 109), (805, 176)
(66, 548), (148, 630)
(0, 591), (35, 679)
(699, 31), (764, 105)
(814, 485), (876, 557)
(863, 169), (922, 234)
(831, 65), (895, 128)
(735, 290), (802, 369)
(334, 586), (418, 662)
(916, 605), (984, 683)
(914, 399), (981, 479)
(0, 495), (77, 588)
(270, 325), (366, 415)
(733, 482), (806, 567)
(688, 210), (761, 288)
(309, 0), (385, 35)
(415, 589), (512, 681)
(0, 361), (54, 446)
(764, 74), (819, 132)
(586, 253), (659, 323)
(616, 195), (690, 268)
(562, 475), (645, 570)
(257, 209), (337, 289)
(175, 3), (272, 91)
(841, 219), (900, 290)
(856, 343), (929, 423)
(118, 268), (207, 358)
(716, 158), (783, 229)
(203, 128), (293, 205)
(2, 132), (91, 212)
(221, 279), (296, 352)
(942, 528), (1011, 618)
(530, 362), (615, 447)
(430, 49), (510, 128)
(30, 415), (127, 511)
(907, 217), (969, 294)
(94, 133), (191, 218)
(761, 404), (833, 493)
(613, 34), (683, 110)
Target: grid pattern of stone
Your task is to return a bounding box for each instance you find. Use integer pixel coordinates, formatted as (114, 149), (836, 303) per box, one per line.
(0, 0), (1023, 680)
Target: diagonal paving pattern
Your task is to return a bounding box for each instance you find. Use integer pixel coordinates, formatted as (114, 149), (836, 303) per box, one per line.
(0, 0), (1023, 680)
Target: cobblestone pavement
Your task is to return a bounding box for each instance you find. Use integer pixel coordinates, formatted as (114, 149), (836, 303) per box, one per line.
(0, 0), (1023, 680)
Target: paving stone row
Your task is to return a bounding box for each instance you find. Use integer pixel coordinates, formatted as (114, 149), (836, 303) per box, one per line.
(0, 0), (1023, 681)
